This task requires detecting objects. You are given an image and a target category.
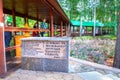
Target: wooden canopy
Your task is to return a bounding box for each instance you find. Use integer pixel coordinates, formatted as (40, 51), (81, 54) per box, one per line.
(0, 0), (70, 75)
(3, 0), (70, 25)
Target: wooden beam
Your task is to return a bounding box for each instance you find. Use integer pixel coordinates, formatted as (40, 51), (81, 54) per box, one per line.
(4, 27), (50, 32)
(46, 0), (69, 23)
(50, 9), (54, 37)
(0, 0), (7, 75)
(60, 20), (63, 37)
(3, 8), (39, 21)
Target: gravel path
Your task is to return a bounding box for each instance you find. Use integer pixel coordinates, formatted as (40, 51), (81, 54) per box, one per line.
(1, 69), (83, 80)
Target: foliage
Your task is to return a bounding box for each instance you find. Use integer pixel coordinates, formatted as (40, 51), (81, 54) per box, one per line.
(73, 35), (116, 40)
(70, 38), (116, 65)
(95, 35), (117, 40)
(7, 15), (37, 28)
(58, 0), (120, 27)
(28, 19), (36, 28)
(16, 16), (25, 28)
(74, 36), (94, 40)
(57, 0), (120, 35)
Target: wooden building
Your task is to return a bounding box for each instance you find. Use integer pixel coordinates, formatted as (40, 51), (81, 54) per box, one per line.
(0, 0), (70, 75)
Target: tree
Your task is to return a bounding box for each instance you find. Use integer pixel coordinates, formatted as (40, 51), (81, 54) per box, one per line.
(113, 10), (120, 68)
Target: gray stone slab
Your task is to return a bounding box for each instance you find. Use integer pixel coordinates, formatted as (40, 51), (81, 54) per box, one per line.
(22, 57), (68, 72)
(106, 74), (120, 80)
(78, 71), (113, 80)
(21, 37), (70, 72)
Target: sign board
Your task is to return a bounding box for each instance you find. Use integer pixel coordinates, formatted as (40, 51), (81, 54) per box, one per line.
(22, 41), (67, 59)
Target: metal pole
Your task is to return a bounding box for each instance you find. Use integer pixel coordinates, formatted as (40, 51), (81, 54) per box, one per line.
(93, 7), (96, 36)
(101, 27), (102, 35)
(80, 17), (82, 36)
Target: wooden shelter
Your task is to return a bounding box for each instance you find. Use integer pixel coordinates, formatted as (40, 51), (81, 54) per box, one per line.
(0, 0), (70, 75)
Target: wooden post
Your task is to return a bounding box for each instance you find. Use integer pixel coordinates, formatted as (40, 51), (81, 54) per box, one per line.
(36, 12), (39, 36)
(63, 25), (64, 36)
(50, 9), (54, 37)
(60, 20), (63, 37)
(0, 0), (7, 74)
(12, 13), (16, 27)
(65, 24), (66, 36)
(12, 9), (16, 36)
(12, 8), (16, 56)
(65, 24), (67, 36)
(36, 11), (39, 28)
(12, 9), (16, 27)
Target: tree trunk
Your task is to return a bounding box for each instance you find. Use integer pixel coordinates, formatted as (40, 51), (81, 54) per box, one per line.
(113, 10), (120, 68)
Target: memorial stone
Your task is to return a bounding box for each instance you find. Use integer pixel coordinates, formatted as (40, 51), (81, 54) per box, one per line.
(21, 37), (70, 72)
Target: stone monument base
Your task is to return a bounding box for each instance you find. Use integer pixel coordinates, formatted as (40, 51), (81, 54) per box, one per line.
(21, 37), (70, 73)
(22, 57), (68, 72)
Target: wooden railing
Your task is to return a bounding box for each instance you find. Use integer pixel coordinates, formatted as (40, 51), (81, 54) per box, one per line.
(5, 45), (21, 51)
(4, 26), (66, 51)
(4, 27), (50, 32)
(4, 26), (49, 52)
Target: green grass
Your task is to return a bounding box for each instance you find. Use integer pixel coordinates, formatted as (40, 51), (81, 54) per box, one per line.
(95, 35), (116, 40)
(74, 36), (94, 40)
(44, 32), (60, 37)
(73, 35), (116, 40)
(44, 33), (49, 37)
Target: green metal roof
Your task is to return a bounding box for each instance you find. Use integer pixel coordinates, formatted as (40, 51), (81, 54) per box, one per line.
(71, 20), (116, 27)
(71, 20), (104, 27)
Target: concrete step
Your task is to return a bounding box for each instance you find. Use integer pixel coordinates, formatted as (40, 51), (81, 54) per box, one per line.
(105, 74), (120, 80)
(78, 71), (113, 80)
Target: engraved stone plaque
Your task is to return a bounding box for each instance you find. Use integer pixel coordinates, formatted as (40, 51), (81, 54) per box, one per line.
(21, 37), (70, 72)
(22, 41), (66, 59)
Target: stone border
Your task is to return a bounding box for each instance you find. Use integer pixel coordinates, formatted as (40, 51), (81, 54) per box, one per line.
(21, 37), (71, 41)
(70, 57), (120, 73)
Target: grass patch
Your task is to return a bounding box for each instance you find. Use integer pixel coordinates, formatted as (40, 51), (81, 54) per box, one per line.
(73, 35), (116, 40)
(95, 35), (116, 40)
(74, 36), (94, 40)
